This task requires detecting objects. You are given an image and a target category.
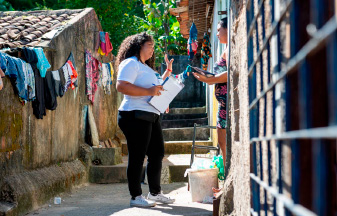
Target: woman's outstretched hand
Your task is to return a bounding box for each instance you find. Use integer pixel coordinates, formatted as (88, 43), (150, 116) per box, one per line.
(192, 72), (208, 83)
(148, 85), (164, 96)
(165, 54), (174, 71)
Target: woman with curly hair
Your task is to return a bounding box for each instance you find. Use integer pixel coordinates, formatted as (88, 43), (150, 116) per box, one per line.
(116, 32), (175, 207)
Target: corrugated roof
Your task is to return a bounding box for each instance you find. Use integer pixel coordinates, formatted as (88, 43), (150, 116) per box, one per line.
(0, 9), (83, 49)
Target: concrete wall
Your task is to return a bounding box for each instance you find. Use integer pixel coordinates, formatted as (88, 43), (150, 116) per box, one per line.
(0, 8), (119, 214)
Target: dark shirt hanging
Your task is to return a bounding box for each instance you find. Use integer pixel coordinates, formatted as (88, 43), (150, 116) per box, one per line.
(44, 71), (57, 110)
(22, 47), (46, 119)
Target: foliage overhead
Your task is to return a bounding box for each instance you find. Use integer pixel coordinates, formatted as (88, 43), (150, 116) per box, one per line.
(139, 0), (187, 68)
(0, 0), (14, 11)
(4, 0), (187, 67)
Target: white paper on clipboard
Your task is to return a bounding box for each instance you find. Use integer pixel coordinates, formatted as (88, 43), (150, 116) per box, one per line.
(148, 76), (184, 113)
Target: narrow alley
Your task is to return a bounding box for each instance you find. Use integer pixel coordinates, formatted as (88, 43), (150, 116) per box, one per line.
(1, 0), (337, 216)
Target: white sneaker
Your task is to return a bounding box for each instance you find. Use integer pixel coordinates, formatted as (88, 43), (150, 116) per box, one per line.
(130, 195), (156, 207)
(147, 192), (175, 204)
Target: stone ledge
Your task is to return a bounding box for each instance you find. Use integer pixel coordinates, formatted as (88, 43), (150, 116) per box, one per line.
(0, 160), (87, 216)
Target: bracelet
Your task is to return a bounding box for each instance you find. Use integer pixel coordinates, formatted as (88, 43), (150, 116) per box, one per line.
(166, 68), (172, 72)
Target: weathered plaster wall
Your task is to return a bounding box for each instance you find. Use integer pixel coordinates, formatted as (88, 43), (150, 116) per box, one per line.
(220, 0), (251, 215)
(0, 7), (118, 199)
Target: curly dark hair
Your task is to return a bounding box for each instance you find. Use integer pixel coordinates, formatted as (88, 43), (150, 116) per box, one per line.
(116, 32), (155, 72)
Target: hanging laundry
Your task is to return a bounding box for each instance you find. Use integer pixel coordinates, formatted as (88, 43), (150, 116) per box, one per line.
(23, 62), (36, 101)
(108, 62), (114, 81)
(201, 33), (212, 70)
(174, 65), (191, 83)
(44, 71), (57, 110)
(104, 32), (113, 56)
(0, 67), (4, 91)
(97, 31), (113, 56)
(101, 63), (111, 94)
(67, 60), (78, 89)
(21, 47), (46, 118)
(0, 52), (7, 73)
(51, 70), (63, 97)
(188, 23), (198, 60)
(58, 67), (66, 97)
(1, 47), (77, 119)
(6, 56), (27, 101)
(85, 50), (100, 103)
(33, 47), (51, 78)
(61, 63), (71, 93)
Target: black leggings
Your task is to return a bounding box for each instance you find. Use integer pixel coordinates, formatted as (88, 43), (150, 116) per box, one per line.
(118, 110), (164, 198)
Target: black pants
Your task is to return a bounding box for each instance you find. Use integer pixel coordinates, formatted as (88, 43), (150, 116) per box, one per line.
(118, 110), (164, 198)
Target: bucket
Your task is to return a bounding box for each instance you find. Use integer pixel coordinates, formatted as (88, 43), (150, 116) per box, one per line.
(188, 168), (218, 202)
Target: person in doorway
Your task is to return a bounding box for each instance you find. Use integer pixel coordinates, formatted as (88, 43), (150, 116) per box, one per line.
(192, 18), (228, 193)
(116, 32), (175, 207)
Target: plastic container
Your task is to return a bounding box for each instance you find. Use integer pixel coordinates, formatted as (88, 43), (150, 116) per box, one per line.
(54, 197), (61, 205)
(188, 168), (218, 202)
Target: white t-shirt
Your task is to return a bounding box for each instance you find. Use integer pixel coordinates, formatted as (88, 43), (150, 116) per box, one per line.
(117, 56), (161, 115)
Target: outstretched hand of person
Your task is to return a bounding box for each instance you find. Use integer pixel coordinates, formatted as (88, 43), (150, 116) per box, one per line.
(192, 72), (209, 83)
(165, 54), (174, 71)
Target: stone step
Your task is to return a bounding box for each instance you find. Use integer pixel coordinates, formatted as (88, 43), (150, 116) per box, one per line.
(170, 101), (206, 108)
(122, 140), (214, 155)
(164, 141), (214, 154)
(163, 127), (210, 141)
(161, 117), (208, 129)
(89, 155), (205, 184)
(162, 113), (207, 120)
(169, 106), (206, 115)
(92, 147), (122, 165)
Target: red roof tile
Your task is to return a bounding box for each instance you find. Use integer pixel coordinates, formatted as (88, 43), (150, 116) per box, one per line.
(0, 9), (83, 49)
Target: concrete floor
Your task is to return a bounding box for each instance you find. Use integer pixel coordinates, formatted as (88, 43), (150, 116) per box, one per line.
(26, 183), (213, 216)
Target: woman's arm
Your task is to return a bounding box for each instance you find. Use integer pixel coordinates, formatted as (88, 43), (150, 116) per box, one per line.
(192, 71), (227, 85)
(161, 54), (174, 80)
(116, 80), (163, 96)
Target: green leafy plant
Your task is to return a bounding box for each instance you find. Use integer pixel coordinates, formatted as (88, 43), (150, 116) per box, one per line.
(0, 0), (14, 11)
(140, 0), (187, 68)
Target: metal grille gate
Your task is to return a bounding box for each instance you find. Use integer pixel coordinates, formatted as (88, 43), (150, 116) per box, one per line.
(246, 0), (337, 215)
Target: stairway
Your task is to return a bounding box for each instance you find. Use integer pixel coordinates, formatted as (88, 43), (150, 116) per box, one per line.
(90, 106), (212, 184)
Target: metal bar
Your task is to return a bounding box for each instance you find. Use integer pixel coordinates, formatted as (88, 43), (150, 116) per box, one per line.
(250, 174), (317, 216)
(252, 142), (261, 214)
(190, 123), (197, 167)
(312, 140), (328, 215)
(258, 141), (268, 215)
(298, 60), (312, 129)
(270, 0), (275, 22)
(277, 141), (283, 193)
(249, 16), (337, 110)
(311, 0), (325, 29)
(247, 0), (266, 38)
(327, 32), (337, 125)
(291, 140), (300, 203)
(250, 125), (337, 143)
(248, 0), (292, 76)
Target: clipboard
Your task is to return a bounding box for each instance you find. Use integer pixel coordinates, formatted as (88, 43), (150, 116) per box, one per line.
(148, 76), (184, 113)
(190, 65), (215, 77)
